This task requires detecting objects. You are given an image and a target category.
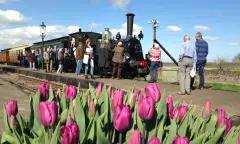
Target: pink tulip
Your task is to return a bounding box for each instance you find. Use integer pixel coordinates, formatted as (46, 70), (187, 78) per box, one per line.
(148, 136), (161, 144)
(6, 100), (18, 116)
(60, 122), (80, 144)
(111, 90), (115, 99)
(138, 96), (155, 121)
(217, 117), (227, 129)
(38, 101), (58, 127)
(111, 89), (124, 111)
(166, 96), (173, 115)
(38, 84), (49, 101)
(66, 115), (73, 126)
(218, 108), (226, 121)
(10, 115), (16, 129)
(96, 83), (103, 97)
(171, 108), (179, 120)
(88, 94), (91, 106)
(172, 105), (188, 121)
(57, 88), (61, 97)
(224, 118), (232, 136)
(88, 100), (96, 117)
(135, 89), (141, 101)
(113, 104), (132, 132)
(203, 100), (212, 118)
(107, 85), (112, 97)
(145, 83), (161, 102)
(237, 136), (240, 144)
(128, 93), (136, 106)
(128, 130), (141, 144)
(172, 135), (189, 144)
(65, 85), (77, 100)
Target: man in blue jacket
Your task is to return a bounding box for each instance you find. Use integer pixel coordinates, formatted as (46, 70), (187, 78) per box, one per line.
(191, 32), (209, 90)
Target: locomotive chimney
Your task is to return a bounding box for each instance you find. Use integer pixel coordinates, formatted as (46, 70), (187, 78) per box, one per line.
(126, 13), (135, 38)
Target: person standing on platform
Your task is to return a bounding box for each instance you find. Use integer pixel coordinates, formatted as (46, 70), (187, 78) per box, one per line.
(57, 47), (64, 74)
(49, 47), (54, 72)
(44, 48), (50, 72)
(54, 47), (59, 72)
(148, 43), (161, 83)
(98, 42), (111, 78)
(177, 35), (197, 95)
(75, 42), (84, 76)
(35, 50), (40, 70)
(112, 41), (124, 80)
(84, 39), (95, 79)
(28, 50), (36, 71)
(190, 32), (209, 90)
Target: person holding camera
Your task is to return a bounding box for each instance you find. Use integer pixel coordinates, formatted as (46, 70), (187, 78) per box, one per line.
(148, 43), (161, 83)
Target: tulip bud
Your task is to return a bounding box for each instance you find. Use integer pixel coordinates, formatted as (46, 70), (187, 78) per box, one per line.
(38, 101), (58, 127)
(88, 94), (91, 106)
(173, 135), (189, 144)
(57, 88), (61, 97)
(66, 114), (73, 126)
(171, 108), (179, 120)
(135, 89), (141, 101)
(6, 100), (18, 116)
(111, 90), (124, 111)
(218, 108), (226, 121)
(148, 136), (161, 144)
(202, 100), (211, 118)
(113, 104), (132, 132)
(237, 136), (240, 144)
(166, 96), (173, 115)
(217, 117), (227, 128)
(145, 83), (161, 102)
(172, 105), (188, 121)
(38, 83), (49, 101)
(128, 130), (141, 144)
(88, 100), (96, 117)
(107, 85), (112, 97)
(60, 122), (80, 144)
(224, 118), (232, 136)
(96, 83), (103, 97)
(128, 93), (136, 106)
(10, 115), (16, 129)
(65, 85), (77, 100)
(138, 96), (155, 121)
(111, 90), (115, 99)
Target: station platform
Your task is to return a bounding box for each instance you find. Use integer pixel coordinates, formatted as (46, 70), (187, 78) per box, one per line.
(1, 64), (240, 119)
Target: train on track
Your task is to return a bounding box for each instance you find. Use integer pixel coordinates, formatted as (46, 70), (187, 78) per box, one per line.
(0, 13), (150, 80)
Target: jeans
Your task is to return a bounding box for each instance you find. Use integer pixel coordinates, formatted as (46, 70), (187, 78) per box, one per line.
(150, 61), (160, 81)
(75, 59), (83, 75)
(191, 60), (206, 88)
(19, 60), (22, 66)
(85, 59), (94, 75)
(29, 62), (35, 70)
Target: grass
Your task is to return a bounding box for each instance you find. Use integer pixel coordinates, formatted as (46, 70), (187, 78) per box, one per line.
(205, 82), (240, 92)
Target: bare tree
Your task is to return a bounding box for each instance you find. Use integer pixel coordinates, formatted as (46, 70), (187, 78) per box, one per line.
(215, 56), (228, 70)
(232, 53), (240, 63)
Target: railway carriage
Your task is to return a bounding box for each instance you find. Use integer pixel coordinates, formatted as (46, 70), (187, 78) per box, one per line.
(0, 48), (11, 64)
(8, 44), (30, 64)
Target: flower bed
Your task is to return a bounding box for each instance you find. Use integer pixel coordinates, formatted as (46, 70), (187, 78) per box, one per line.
(1, 83), (240, 144)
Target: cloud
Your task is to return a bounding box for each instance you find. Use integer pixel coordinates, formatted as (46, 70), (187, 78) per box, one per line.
(110, 22), (142, 39)
(91, 0), (131, 9)
(89, 23), (101, 30)
(167, 26), (183, 32)
(0, 9), (31, 28)
(228, 42), (240, 47)
(193, 25), (210, 31)
(0, 25), (80, 49)
(203, 36), (219, 41)
(0, 0), (9, 4)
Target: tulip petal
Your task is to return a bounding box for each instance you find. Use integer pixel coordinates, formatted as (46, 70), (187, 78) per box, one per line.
(39, 102), (51, 127)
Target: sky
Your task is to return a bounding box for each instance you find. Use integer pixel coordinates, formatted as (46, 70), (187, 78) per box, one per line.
(0, 0), (240, 62)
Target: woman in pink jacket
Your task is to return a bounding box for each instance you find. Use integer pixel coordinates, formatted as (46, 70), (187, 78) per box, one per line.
(148, 43), (161, 83)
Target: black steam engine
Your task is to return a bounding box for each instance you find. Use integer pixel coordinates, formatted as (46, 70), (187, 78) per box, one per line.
(115, 13), (149, 79)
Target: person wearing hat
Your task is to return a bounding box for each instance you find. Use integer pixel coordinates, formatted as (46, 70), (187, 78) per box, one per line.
(112, 41), (125, 80)
(83, 39), (95, 79)
(148, 43), (161, 83)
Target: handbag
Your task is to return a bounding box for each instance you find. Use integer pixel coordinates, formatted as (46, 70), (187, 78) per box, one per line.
(190, 67), (196, 78)
(83, 54), (89, 64)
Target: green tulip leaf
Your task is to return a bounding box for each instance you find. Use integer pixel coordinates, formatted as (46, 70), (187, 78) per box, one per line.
(18, 115), (27, 144)
(48, 85), (54, 102)
(3, 106), (11, 133)
(1, 132), (17, 144)
(173, 101), (180, 109)
(77, 82), (81, 94)
(81, 117), (95, 144)
(50, 121), (61, 144)
(166, 118), (177, 144)
(190, 117), (204, 139)
(223, 126), (236, 144)
(156, 89), (167, 121)
(68, 98), (74, 120)
(12, 129), (22, 144)
(89, 83), (96, 100)
(29, 95), (34, 128)
(136, 105), (143, 132)
(205, 111), (218, 136)
(76, 96), (86, 140)
(190, 133), (206, 144)
(123, 91), (130, 105)
(157, 118), (165, 142)
(60, 109), (68, 123)
(205, 126), (226, 144)
(177, 111), (189, 137)
(96, 110), (110, 144)
(81, 89), (89, 110)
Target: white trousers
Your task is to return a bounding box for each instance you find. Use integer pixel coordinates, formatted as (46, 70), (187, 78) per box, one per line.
(57, 64), (63, 73)
(29, 62), (35, 70)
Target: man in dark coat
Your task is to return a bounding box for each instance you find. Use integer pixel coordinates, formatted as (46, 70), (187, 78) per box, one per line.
(98, 42), (112, 78)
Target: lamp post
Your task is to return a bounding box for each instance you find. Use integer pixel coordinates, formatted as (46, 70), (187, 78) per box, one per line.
(39, 22), (46, 69)
(148, 20), (159, 42)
